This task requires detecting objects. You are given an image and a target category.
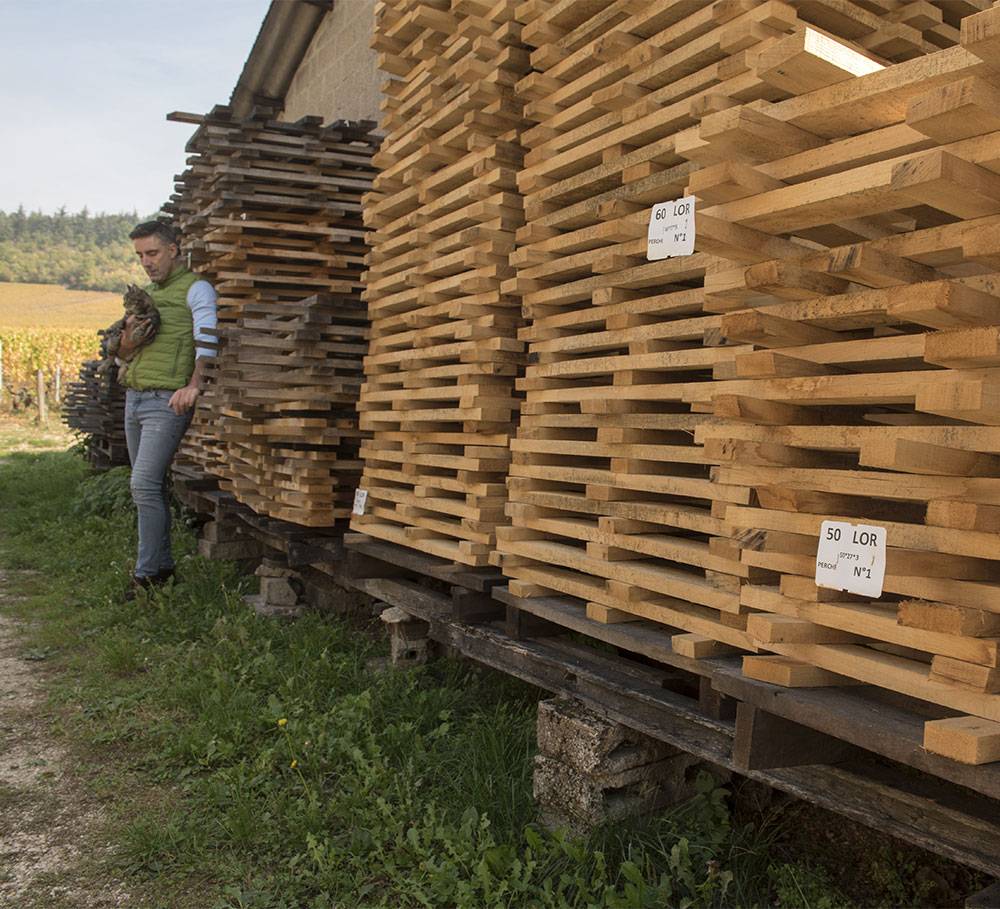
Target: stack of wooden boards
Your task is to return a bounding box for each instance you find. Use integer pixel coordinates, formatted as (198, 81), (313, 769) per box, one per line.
(62, 358), (128, 470)
(698, 4), (1000, 765)
(482, 0), (1000, 763)
(349, 0), (530, 565)
(164, 106), (378, 528)
(208, 295), (369, 527)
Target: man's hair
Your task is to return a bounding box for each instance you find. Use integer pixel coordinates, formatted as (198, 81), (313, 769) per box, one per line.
(129, 220), (179, 247)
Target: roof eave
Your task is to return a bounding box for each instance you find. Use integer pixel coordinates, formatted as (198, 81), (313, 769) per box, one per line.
(229, 0), (333, 117)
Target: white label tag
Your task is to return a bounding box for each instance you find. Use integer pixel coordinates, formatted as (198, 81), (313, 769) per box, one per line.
(647, 197), (695, 260)
(815, 520), (886, 598)
(352, 488), (368, 516)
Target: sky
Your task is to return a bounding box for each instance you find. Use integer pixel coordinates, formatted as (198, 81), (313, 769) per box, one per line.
(0, 0), (273, 217)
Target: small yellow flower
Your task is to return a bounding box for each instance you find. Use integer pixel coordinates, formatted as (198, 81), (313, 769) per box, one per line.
(290, 760), (298, 769)
(277, 718), (287, 727)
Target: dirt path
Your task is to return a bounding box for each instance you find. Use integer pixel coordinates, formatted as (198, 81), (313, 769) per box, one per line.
(0, 571), (134, 908)
(0, 415), (77, 461)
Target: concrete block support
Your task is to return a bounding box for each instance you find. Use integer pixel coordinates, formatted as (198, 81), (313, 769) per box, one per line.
(533, 697), (711, 831)
(260, 575), (299, 607)
(246, 558), (304, 618)
(200, 520), (244, 543)
(198, 520), (264, 566)
(379, 605), (433, 668)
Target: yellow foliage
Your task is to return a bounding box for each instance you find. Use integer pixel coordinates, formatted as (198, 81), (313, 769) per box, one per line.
(0, 329), (101, 390)
(0, 282), (124, 392)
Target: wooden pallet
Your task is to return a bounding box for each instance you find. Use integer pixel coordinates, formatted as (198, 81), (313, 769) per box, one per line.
(496, 582), (1000, 796)
(336, 533), (1000, 878)
(345, 531), (506, 623)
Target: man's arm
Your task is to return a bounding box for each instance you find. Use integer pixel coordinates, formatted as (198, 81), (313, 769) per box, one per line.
(168, 279), (218, 415)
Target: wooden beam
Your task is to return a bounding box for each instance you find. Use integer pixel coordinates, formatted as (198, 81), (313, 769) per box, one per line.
(734, 703), (862, 769)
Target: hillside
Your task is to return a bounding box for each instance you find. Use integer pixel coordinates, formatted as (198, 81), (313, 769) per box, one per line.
(0, 208), (148, 291)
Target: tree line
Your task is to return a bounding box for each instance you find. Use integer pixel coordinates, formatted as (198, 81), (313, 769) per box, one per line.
(0, 207), (150, 291)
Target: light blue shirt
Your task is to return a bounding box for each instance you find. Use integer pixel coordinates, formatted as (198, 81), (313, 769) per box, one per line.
(187, 279), (218, 360)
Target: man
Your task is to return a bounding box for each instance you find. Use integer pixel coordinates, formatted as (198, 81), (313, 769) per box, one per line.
(116, 220), (217, 596)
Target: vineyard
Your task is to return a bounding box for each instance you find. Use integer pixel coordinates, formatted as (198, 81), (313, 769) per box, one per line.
(0, 282), (120, 397)
(1, 329), (102, 391)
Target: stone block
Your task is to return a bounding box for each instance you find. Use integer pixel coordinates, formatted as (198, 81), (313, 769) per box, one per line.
(380, 605), (432, 668)
(532, 752), (703, 830)
(537, 697), (679, 774)
(260, 575), (299, 607)
(256, 558), (297, 579)
(533, 698), (728, 832)
(243, 593), (303, 620)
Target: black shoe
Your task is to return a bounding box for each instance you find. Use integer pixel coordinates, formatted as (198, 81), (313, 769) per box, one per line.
(124, 574), (155, 602)
(125, 568), (174, 602)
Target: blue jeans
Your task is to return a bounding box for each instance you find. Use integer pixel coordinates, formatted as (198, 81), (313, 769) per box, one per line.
(124, 389), (192, 579)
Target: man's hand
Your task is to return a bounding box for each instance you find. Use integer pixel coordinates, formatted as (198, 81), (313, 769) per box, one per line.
(168, 357), (207, 415)
(116, 314), (156, 361)
(116, 315), (139, 361)
(168, 383), (199, 415)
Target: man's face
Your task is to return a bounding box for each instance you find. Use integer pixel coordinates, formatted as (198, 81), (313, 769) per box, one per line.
(134, 235), (180, 283)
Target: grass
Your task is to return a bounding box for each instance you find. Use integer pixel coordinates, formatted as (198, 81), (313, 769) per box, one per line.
(0, 281), (124, 331)
(0, 415), (988, 907)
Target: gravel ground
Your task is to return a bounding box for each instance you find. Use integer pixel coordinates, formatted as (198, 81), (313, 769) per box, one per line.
(0, 572), (136, 908)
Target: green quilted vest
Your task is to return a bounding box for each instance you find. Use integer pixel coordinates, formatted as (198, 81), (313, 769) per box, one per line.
(123, 266), (202, 391)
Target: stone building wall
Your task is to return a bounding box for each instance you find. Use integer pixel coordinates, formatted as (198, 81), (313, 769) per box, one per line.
(281, 0), (383, 126)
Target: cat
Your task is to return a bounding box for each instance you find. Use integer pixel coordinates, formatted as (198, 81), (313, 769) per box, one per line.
(97, 284), (161, 382)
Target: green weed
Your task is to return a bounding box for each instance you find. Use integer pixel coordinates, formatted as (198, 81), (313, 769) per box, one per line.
(72, 464), (133, 517)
